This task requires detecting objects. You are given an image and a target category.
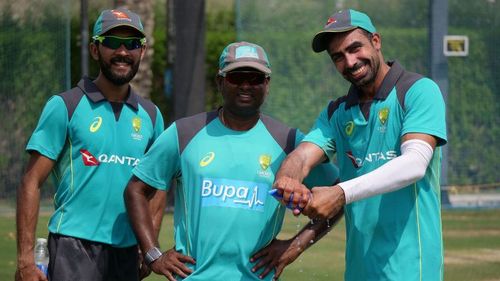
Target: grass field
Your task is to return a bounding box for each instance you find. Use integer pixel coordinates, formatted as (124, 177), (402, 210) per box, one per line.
(3, 209), (499, 280)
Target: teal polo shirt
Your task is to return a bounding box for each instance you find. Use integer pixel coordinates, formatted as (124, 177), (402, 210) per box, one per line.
(304, 61), (447, 281)
(133, 111), (338, 280)
(27, 77), (164, 247)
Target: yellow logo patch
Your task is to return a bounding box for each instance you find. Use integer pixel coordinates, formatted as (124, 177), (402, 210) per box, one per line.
(259, 154), (272, 170)
(89, 117), (102, 133)
(378, 108), (389, 125)
(132, 117), (141, 132)
(200, 152), (215, 167)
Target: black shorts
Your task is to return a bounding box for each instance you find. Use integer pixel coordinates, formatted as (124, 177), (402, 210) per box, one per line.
(47, 233), (139, 281)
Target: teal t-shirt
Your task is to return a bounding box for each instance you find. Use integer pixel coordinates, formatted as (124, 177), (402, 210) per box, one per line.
(133, 111), (338, 280)
(26, 77), (164, 247)
(303, 62), (447, 281)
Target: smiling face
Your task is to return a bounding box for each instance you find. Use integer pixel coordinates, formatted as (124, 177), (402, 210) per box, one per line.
(216, 67), (270, 117)
(326, 29), (383, 89)
(90, 27), (146, 86)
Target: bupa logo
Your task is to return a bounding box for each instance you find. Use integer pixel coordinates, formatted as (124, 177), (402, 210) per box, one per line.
(201, 178), (268, 212)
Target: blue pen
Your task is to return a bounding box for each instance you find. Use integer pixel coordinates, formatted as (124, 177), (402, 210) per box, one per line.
(268, 189), (298, 210)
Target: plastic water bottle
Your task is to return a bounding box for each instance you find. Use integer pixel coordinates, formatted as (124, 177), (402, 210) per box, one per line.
(34, 238), (49, 276)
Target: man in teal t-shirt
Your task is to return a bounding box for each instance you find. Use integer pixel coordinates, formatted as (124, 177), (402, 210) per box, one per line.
(125, 41), (339, 281)
(16, 8), (165, 281)
(273, 9), (447, 281)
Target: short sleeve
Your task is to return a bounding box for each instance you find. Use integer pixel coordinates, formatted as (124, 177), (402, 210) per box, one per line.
(26, 95), (68, 160)
(133, 123), (180, 190)
(302, 106), (337, 160)
(153, 106), (165, 139)
(402, 78), (447, 146)
(294, 129), (340, 188)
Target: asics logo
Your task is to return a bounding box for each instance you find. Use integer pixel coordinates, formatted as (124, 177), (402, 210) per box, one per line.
(199, 152), (215, 167)
(89, 117), (103, 132)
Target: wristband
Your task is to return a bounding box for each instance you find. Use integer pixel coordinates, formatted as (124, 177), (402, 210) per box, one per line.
(144, 247), (163, 266)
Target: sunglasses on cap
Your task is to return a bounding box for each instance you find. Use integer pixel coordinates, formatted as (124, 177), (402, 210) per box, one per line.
(93, 35), (146, 50)
(220, 71), (269, 85)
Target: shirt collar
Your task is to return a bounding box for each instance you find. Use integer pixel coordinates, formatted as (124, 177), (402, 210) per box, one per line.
(76, 76), (139, 111)
(344, 60), (404, 109)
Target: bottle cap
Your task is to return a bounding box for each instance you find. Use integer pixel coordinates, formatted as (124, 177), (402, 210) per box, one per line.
(36, 238), (47, 244)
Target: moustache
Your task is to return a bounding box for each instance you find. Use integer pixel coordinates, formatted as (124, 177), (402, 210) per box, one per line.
(345, 62), (363, 75)
(110, 56), (134, 65)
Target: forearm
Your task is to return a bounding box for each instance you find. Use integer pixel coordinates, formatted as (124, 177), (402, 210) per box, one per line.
(16, 179), (41, 268)
(124, 177), (159, 253)
(149, 190), (167, 239)
(275, 151), (309, 183)
(276, 142), (327, 182)
(292, 208), (344, 252)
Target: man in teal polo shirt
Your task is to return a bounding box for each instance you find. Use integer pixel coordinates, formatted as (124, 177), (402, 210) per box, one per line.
(124, 41), (340, 281)
(273, 9), (447, 281)
(16, 8), (165, 281)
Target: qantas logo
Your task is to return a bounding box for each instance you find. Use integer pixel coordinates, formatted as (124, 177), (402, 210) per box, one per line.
(346, 151), (359, 168)
(326, 17), (337, 27)
(346, 150), (398, 169)
(80, 149), (140, 167)
(111, 10), (131, 21)
(80, 149), (99, 166)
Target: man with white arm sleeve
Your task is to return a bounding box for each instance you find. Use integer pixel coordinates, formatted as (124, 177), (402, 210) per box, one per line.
(273, 8), (447, 281)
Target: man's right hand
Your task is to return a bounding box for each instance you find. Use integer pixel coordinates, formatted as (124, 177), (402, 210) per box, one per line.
(302, 185), (345, 220)
(149, 248), (196, 281)
(273, 176), (312, 215)
(15, 264), (48, 281)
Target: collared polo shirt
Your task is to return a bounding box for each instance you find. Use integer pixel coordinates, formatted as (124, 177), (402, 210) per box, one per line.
(133, 111), (338, 280)
(304, 61), (447, 280)
(27, 77), (164, 247)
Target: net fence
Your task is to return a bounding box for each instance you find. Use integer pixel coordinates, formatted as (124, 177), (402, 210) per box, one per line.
(236, 0), (500, 205)
(0, 0), (498, 210)
(0, 0), (71, 208)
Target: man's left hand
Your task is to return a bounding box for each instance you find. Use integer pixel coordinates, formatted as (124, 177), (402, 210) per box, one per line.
(250, 238), (303, 280)
(302, 185), (345, 220)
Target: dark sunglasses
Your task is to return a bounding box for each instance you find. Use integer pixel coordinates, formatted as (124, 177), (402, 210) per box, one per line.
(93, 35), (146, 50)
(221, 71), (269, 85)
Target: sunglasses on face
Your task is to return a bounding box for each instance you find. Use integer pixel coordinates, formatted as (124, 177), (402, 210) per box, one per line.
(93, 35), (146, 50)
(221, 71), (269, 85)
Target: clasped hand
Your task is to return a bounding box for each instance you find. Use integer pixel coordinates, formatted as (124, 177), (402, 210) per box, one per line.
(273, 176), (345, 220)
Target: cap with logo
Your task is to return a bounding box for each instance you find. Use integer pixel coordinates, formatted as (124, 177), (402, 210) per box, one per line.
(93, 8), (146, 38)
(218, 41), (272, 76)
(312, 9), (376, 53)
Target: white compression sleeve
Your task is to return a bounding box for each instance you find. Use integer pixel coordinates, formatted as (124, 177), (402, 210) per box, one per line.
(339, 139), (434, 204)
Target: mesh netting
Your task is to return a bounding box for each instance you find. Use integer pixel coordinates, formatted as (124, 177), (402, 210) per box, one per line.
(236, 0), (499, 187)
(0, 0), (70, 201)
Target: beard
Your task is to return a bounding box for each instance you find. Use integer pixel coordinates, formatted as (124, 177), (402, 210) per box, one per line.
(344, 56), (380, 88)
(98, 52), (140, 86)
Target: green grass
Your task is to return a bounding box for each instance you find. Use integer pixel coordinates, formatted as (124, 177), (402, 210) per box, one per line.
(3, 210), (499, 280)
